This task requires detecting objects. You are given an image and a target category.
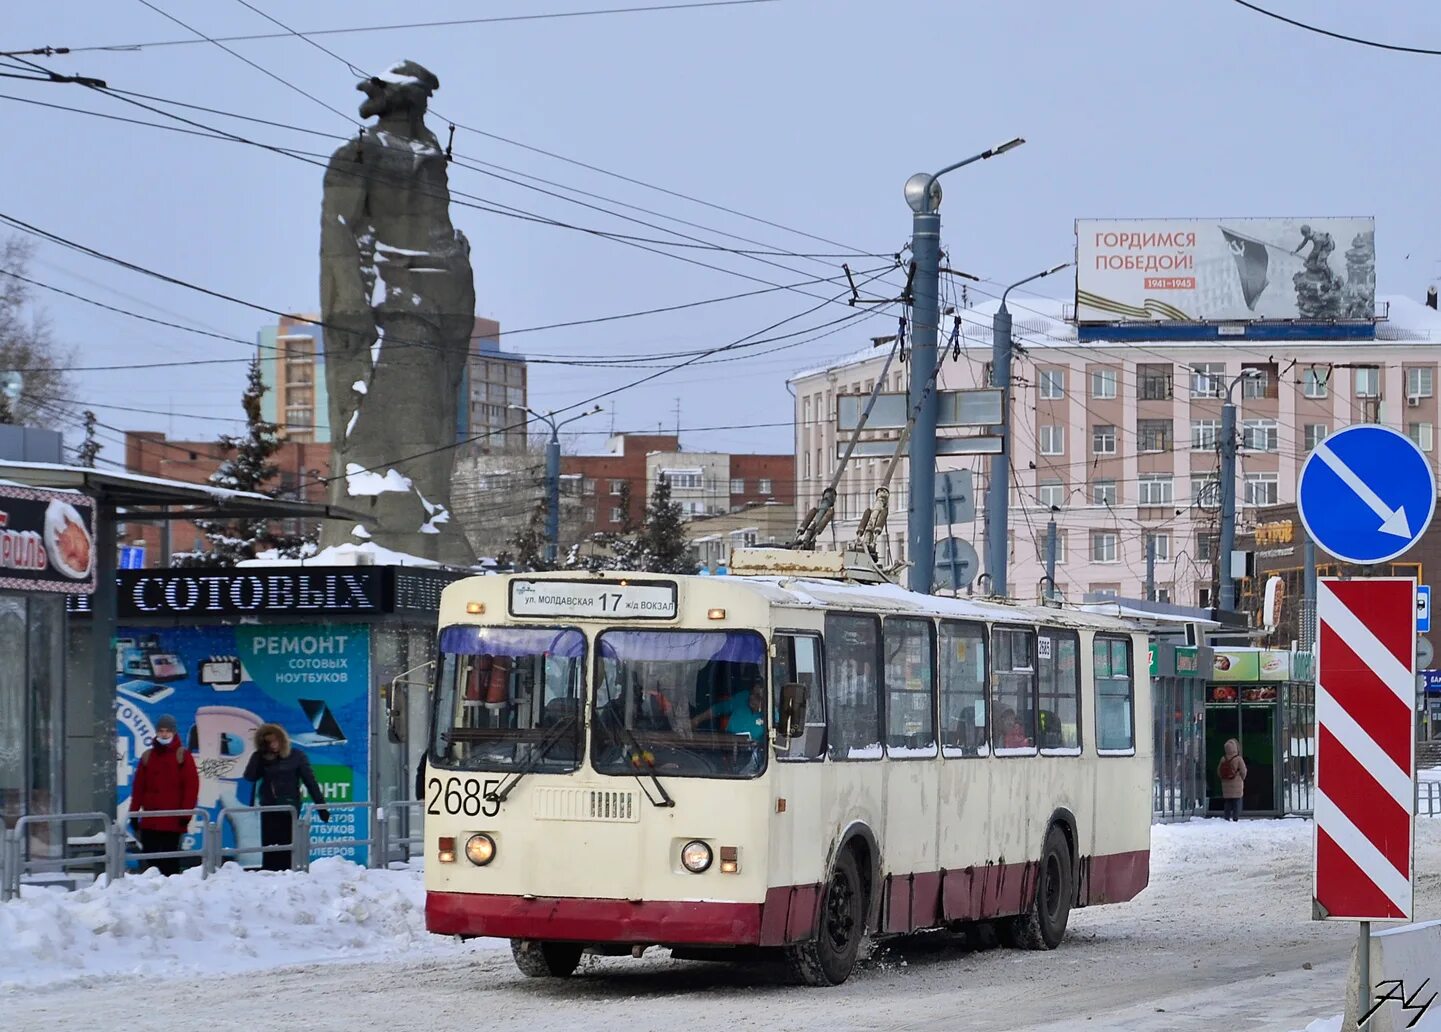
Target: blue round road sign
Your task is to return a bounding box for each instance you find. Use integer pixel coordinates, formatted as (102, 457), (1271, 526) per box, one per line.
(1297, 424), (1437, 565)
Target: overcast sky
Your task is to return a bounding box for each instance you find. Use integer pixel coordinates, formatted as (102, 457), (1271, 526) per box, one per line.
(4, 0), (1439, 467)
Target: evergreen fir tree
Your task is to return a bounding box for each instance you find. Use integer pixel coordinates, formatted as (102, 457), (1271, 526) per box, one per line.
(76, 410), (101, 467)
(634, 475), (693, 574)
(172, 357), (307, 567)
(509, 492), (552, 572)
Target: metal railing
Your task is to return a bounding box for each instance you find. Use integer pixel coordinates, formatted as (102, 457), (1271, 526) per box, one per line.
(1, 803), (392, 900)
(377, 800), (425, 869)
(212, 805), (307, 871)
(1419, 781), (1441, 818)
(2, 813), (116, 901)
(115, 808), (213, 875)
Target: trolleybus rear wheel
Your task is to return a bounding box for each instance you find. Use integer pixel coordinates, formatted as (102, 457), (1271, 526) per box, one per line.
(785, 847), (867, 986)
(1000, 824), (1073, 950)
(511, 939), (584, 977)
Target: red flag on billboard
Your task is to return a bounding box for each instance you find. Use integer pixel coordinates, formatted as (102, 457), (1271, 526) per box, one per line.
(1220, 227), (1270, 310)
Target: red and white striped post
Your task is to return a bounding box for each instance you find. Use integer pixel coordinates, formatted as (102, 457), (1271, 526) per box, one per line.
(1314, 577), (1417, 1011)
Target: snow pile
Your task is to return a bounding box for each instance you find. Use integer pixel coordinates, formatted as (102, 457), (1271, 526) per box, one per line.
(241, 541), (439, 567)
(345, 464), (412, 497)
(1293, 1018), (1341, 1032)
(0, 859), (491, 992)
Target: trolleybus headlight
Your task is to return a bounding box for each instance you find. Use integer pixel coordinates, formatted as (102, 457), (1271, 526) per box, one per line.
(465, 833), (497, 866)
(680, 840), (713, 873)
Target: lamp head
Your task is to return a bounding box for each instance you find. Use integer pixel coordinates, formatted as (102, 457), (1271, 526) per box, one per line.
(904, 173), (941, 214)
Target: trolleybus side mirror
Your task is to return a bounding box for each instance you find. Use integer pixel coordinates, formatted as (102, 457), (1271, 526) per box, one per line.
(778, 682), (808, 740)
(388, 660), (437, 744)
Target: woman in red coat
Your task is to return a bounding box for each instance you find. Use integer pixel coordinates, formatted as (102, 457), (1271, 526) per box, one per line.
(128, 714), (200, 874)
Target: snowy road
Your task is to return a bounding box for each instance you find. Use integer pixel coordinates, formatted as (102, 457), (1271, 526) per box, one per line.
(4, 819), (1438, 1031)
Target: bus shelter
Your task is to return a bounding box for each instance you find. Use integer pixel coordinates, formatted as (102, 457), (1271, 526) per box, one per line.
(1203, 648), (1315, 817)
(1149, 641), (1210, 822)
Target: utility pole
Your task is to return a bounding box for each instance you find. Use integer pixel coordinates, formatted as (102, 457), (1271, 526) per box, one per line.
(1044, 513), (1058, 602)
(510, 403), (601, 565)
(987, 262), (1069, 597)
(1213, 368), (1259, 613)
(1302, 535), (1318, 650)
(1145, 533), (1157, 602)
(902, 138), (1025, 594)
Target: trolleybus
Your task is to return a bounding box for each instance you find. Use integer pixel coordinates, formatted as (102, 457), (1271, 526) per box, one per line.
(421, 551), (1151, 985)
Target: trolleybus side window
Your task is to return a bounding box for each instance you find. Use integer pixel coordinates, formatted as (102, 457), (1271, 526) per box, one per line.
(771, 633), (826, 761)
(1037, 628), (1082, 754)
(430, 626), (586, 772)
(939, 620), (988, 757)
(883, 617), (937, 758)
(824, 612), (882, 761)
(1094, 636), (1136, 754)
(991, 627), (1038, 755)
(591, 629), (769, 779)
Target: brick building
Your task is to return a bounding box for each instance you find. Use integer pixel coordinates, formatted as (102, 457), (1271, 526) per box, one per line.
(562, 433), (795, 538)
(123, 431), (330, 565)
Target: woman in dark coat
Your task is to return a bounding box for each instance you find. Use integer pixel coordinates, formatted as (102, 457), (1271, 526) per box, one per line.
(242, 723), (330, 871)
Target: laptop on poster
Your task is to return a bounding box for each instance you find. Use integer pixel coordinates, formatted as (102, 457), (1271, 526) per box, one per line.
(292, 698), (347, 747)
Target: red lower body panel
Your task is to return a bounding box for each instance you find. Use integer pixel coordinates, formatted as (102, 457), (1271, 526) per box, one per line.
(427, 892), (764, 945)
(427, 848), (1149, 945)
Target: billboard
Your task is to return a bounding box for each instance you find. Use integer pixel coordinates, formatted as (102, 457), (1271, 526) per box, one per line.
(115, 623), (371, 865)
(0, 484), (95, 594)
(1076, 217), (1375, 324)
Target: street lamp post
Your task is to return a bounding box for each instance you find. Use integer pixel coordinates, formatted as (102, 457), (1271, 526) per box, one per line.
(509, 404), (602, 564)
(987, 262), (1070, 597)
(903, 137), (1025, 594)
(1201, 367), (1261, 613)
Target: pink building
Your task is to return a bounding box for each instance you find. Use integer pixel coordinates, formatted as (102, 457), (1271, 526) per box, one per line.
(790, 293), (1441, 606)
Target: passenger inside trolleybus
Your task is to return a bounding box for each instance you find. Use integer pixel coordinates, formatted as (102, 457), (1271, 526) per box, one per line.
(592, 629), (768, 778)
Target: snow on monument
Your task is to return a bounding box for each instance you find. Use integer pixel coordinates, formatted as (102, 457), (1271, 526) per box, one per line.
(319, 60), (476, 565)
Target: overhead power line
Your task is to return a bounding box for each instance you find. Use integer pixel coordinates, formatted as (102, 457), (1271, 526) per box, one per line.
(1229, 0), (1441, 56)
(65, 1), (782, 52)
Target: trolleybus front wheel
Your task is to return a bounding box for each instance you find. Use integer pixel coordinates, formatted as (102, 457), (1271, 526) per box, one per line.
(785, 847), (867, 986)
(511, 939), (584, 977)
(1000, 824), (1073, 950)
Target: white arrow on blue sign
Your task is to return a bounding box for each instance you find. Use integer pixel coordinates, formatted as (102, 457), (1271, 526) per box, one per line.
(1297, 424), (1437, 565)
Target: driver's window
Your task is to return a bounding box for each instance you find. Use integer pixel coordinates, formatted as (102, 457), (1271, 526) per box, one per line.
(772, 634), (825, 761)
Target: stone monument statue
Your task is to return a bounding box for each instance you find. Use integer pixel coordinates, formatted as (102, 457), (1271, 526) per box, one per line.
(319, 60), (476, 564)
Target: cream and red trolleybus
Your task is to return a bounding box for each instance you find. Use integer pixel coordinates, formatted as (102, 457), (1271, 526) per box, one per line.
(422, 549), (1151, 985)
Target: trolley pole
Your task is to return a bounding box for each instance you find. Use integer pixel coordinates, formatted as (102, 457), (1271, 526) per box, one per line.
(902, 138), (1025, 594)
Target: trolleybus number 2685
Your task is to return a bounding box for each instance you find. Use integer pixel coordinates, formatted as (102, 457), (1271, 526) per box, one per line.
(426, 776), (502, 817)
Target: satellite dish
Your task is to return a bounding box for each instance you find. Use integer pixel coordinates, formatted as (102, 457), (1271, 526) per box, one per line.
(0, 371), (21, 404)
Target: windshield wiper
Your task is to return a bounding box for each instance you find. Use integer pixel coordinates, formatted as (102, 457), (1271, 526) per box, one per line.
(487, 717), (579, 804)
(610, 720), (676, 808)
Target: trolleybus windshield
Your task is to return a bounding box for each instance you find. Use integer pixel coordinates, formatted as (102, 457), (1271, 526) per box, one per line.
(591, 629), (768, 779)
(431, 626), (586, 772)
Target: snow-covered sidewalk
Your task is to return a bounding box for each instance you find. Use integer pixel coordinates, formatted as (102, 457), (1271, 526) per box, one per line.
(0, 858), (496, 992)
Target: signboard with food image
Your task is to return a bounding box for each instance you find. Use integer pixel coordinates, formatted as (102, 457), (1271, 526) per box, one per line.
(0, 484), (95, 593)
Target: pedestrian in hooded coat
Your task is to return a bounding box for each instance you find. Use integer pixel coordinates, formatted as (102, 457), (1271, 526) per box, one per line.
(1218, 737), (1247, 821)
(128, 714), (200, 875)
(242, 723), (330, 871)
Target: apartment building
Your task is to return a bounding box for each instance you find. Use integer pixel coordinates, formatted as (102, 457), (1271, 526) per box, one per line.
(791, 293), (1441, 605)
(562, 433), (795, 538)
(257, 315), (526, 451)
